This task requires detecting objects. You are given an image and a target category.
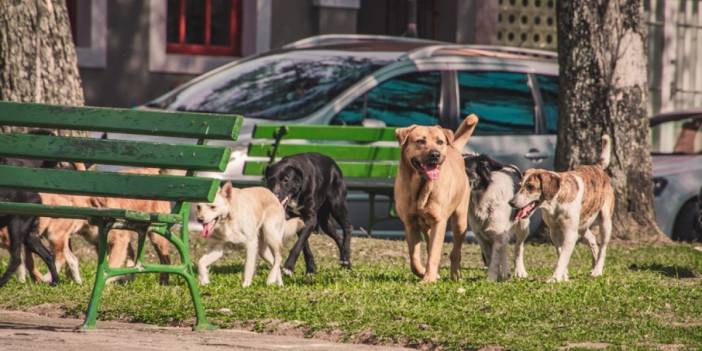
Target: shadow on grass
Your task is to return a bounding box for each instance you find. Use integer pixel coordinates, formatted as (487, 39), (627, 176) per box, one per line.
(629, 263), (698, 278)
(211, 264), (244, 275)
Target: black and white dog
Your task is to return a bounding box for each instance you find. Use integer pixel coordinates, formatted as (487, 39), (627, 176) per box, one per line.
(265, 153), (353, 275)
(464, 154), (530, 281)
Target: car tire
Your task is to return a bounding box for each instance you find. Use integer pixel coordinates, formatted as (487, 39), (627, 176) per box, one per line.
(672, 200), (700, 242)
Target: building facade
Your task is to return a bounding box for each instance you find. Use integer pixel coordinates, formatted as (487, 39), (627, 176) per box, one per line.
(70, 0), (701, 114)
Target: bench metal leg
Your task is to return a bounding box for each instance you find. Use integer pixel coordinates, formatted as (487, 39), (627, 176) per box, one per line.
(81, 214), (215, 331)
(181, 268), (215, 331)
(81, 221), (110, 330)
(368, 193), (375, 237)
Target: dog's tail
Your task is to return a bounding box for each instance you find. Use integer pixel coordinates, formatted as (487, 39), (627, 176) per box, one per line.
(452, 114), (479, 151)
(283, 217), (304, 238)
(598, 134), (611, 169)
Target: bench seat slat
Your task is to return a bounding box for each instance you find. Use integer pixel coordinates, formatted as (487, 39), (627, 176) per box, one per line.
(0, 133), (231, 171)
(252, 125), (397, 142)
(243, 160), (397, 178)
(0, 201), (181, 223)
(0, 101), (243, 140)
(0, 165), (219, 202)
(247, 143), (400, 161)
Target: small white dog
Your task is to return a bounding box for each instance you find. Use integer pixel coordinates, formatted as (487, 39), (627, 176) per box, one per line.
(464, 154), (530, 281)
(195, 183), (303, 287)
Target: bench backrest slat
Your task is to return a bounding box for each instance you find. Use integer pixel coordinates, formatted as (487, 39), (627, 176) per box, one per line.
(243, 160), (397, 178)
(252, 124), (397, 142)
(247, 124), (400, 179)
(0, 133), (231, 171)
(247, 143), (400, 161)
(0, 165), (219, 202)
(0, 101), (243, 140)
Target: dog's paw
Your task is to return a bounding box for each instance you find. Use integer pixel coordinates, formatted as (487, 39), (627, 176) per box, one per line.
(282, 268), (294, 277)
(340, 260), (352, 269)
(241, 280), (252, 288)
(547, 274), (568, 283)
(198, 276), (210, 285)
(590, 269), (604, 278)
(513, 269), (529, 279)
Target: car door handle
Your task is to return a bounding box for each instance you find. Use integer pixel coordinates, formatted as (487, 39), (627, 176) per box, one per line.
(524, 148), (548, 161)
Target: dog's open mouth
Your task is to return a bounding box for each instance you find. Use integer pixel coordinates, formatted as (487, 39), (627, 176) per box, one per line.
(201, 217), (218, 238)
(412, 158), (441, 181)
(514, 201), (538, 220)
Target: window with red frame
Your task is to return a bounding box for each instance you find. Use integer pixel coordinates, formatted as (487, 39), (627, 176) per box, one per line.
(166, 0), (241, 56)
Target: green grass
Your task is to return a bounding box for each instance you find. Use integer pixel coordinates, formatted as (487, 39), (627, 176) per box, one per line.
(1, 236), (701, 350)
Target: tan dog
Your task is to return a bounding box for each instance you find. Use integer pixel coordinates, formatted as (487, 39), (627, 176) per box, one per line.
(14, 168), (173, 285)
(510, 135), (614, 282)
(394, 115), (479, 283)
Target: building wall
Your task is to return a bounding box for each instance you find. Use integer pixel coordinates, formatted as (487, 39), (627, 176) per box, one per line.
(270, 0), (316, 49)
(80, 1), (194, 107)
(78, 0), (488, 108)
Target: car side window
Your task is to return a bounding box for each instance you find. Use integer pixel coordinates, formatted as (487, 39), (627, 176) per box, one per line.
(332, 71), (441, 127)
(457, 71), (535, 135)
(537, 74), (559, 134)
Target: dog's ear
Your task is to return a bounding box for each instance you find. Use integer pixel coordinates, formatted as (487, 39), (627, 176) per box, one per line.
(221, 181), (235, 199)
(441, 128), (454, 146)
(484, 156), (504, 171)
(539, 172), (561, 201)
(395, 125), (418, 146)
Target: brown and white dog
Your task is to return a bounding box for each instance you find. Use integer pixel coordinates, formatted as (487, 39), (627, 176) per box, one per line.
(510, 135), (614, 282)
(394, 115), (479, 283)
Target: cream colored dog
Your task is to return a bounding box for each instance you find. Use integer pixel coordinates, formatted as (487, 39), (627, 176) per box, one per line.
(196, 183), (303, 287)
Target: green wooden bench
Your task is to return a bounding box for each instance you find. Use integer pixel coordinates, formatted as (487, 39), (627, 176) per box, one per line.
(242, 124), (400, 235)
(0, 101), (243, 330)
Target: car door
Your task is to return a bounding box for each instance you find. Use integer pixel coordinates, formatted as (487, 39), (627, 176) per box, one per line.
(454, 70), (555, 171)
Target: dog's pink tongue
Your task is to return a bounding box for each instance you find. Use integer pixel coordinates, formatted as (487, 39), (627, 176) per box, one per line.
(422, 165), (440, 180)
(515, 203), (535, 220)
(201, 221), (215, 238)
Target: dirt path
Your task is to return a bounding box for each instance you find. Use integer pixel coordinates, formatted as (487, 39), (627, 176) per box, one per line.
(0, 310), (410, 351)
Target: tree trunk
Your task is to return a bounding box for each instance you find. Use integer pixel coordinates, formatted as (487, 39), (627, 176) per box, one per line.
(555, 0), (668, 242)
(0, 0), (85, 137)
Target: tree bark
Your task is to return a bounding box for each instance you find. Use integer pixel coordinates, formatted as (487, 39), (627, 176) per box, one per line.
(556, 0), (668, 242)
(0, 0), (85, 136)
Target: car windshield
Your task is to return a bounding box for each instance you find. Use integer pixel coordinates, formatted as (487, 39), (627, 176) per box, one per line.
(651, 116), (702, 155)
(146, 50), (390, 120)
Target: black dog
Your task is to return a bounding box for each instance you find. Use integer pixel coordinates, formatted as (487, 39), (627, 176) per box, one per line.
(0, 129), (64, 287)
(0, 189), (59, 287)
(264, 153), (353, 275)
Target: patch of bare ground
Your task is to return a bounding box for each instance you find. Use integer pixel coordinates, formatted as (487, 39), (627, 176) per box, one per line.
(24, 303), (68, 318)
(560, 342), (610, 350)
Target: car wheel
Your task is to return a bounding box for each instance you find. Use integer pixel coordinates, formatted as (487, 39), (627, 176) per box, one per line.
(672, 200), (700, 242)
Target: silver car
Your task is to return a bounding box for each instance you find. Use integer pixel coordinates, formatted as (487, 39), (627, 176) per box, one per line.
(650, 110), (702, 241)
(140, 34), (699, 240)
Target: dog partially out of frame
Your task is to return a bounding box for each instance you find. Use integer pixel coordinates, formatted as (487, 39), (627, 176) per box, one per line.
(18, 168), (174, 285)
(195, 183), (304, 287)
(394, 115), (479, 283)
(510, 135), (614, 282)
(463, 154), (530, 281)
